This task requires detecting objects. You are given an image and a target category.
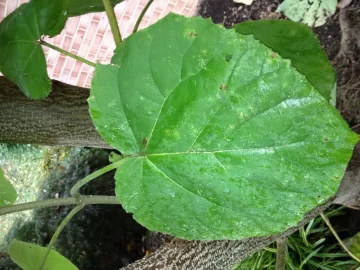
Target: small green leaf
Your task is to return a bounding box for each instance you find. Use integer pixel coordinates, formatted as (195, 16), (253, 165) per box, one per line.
(9, 240), (78, 270)
(276, 0), (337, 27)
(0, 168), (17, 207)
(89, 14), (358, 240)
(235, 20), (335, 101)
(0, 0), (69, 99)
(32, 0), (69, 37)
(68, 0), (123, 17)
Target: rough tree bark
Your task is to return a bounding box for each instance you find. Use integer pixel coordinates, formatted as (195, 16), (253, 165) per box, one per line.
(121, 199), (333, 270)
(0, 77), (351, 269)
(0, 77), (109, 148)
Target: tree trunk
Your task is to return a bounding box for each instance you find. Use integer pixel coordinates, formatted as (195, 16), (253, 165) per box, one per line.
(121, 199), (333, 270)
(0, 77), (110, 148)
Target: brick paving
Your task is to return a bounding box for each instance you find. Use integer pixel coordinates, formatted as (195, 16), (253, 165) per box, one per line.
(0, 0), (199, 88)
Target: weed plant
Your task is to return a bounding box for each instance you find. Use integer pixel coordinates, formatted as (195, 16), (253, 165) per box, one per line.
(235, 207), (360, 270)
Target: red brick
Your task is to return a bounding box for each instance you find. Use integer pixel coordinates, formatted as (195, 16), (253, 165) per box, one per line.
(0, 0), (201, 86)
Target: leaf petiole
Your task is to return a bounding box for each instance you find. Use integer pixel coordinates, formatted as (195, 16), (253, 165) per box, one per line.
(0, 195), (120, 216)
(102, 0), (122, 45)
(39, 204), (84, 270)
(39, 40), (96, 67)
(132, 0), (154, 34)
(70, 159), (124, 198)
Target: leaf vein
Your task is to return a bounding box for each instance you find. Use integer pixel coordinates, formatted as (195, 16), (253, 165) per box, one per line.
(219, 94), (316, 151)
(145, 157), (228, 209)
(147, 140), (314, 156)
(211, 153), (228, 172)
(145, 24), (219, 151)
(187, 50), (248, 152)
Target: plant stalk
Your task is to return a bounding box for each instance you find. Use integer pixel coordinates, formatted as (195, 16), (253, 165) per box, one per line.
(39, 204), (84, 270)
(275, 237), (287, 270)
(320, 212), (360, 263)
(39, 40), (96, 67)
(0, 195), (120, 216)
(70, 159), (123, 198)
(102, 0), (122, 45)
(132, 0), (154, 33)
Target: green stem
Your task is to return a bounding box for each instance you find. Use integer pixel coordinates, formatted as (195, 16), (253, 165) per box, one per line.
(39, 205), (84, 270)
(132, 0), (154, 34)
(39, 40), (96, 67)
(0, 195), (120, 216)
(321, 212), (360, 263)
(102, 0), (122, 45)
(70, 159), (123, 198)
(275, 237), (287, 270)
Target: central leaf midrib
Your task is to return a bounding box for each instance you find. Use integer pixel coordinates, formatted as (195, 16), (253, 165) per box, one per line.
(145, 140), (307, 157)
(145, 53), (316, 155)
(187, 50), (248, 152)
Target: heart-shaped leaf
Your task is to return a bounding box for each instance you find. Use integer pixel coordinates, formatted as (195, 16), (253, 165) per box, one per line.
(235, 20), (335, 101)
(89, 14), (358, 240)
(0, 168), (17, 207)
(9, 239), (78, 270)
(68, 0), (124, 17)
(0, 0), (68, 99)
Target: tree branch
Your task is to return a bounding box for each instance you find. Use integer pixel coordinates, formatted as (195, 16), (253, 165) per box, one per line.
(0, 77), (110, 148)
(121, 199), (333, 270)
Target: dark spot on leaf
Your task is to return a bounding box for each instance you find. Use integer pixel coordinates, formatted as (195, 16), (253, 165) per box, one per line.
(324, 137), (329, 142)
(189, 32), (198, 37)
(225, 54), (232, 62)
(142, 137), (148, 148)
(24, 74), (27, 77)
(219, 84), (228, 91)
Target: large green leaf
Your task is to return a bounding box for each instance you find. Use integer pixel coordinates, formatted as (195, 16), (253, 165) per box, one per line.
(235, 20), (335, 101)
(68, 0), (123, 17)
(0, 168), (17, 207)
(0, 0), (68, 99)
(9, 240), (78, 270)
(89, 13), (358, 240)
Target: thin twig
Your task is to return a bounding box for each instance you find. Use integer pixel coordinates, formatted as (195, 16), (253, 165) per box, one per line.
(275, 237), (287, 270)
(133, 0), (154, 34)
(351, 123), (360, 130)
(321, 212), (360, 263)
(39, 40), (96, 67)
(335, 7), (354, 62)
(39, 205), (84, 270)
(102, 0), (122, 45)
